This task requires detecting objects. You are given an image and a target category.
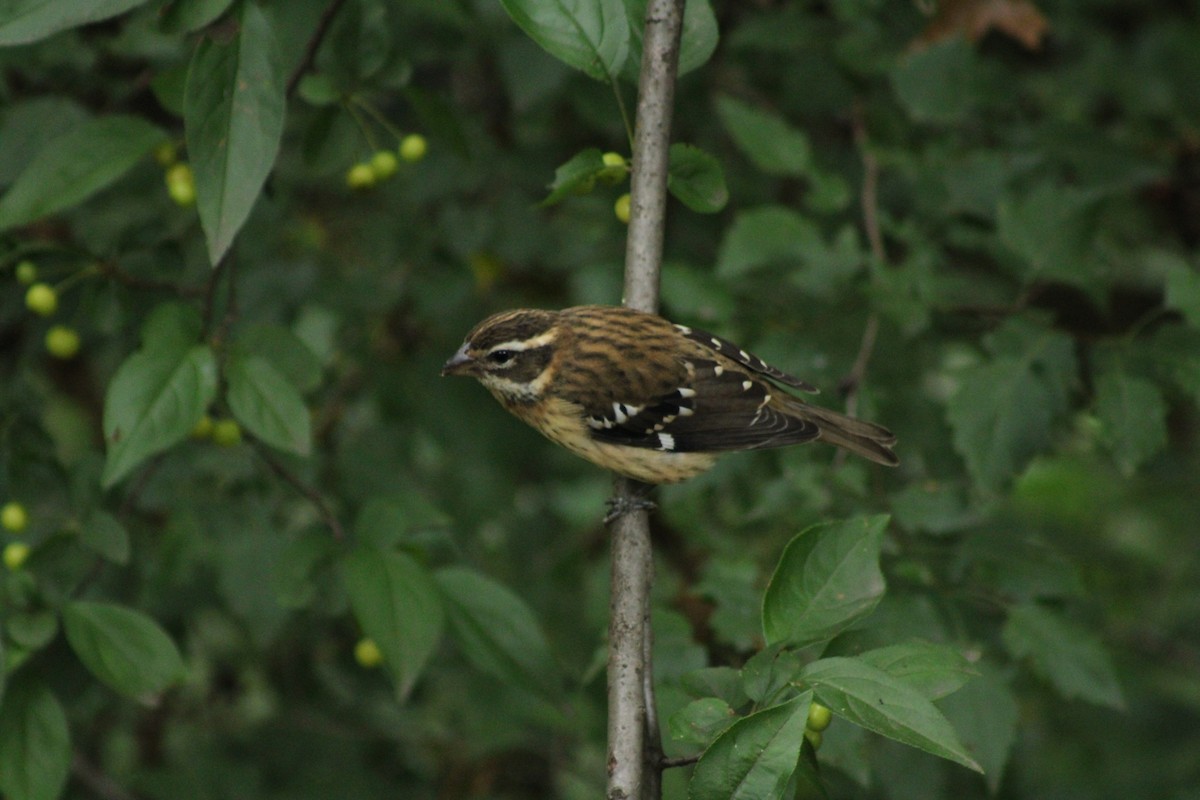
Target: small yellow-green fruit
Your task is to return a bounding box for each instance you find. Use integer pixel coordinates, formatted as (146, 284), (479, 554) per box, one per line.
(804, 729), (822, 750)
(614, 193), (631, 224)
(1, 502), (28, 533)
(212, 419), (243, 447)
(190, 414), (214, 440)
(370, 150), (399, 180)
(597, 152), (629, 185)
(346, 162), (376, 190)
(25, 283), (58, 316)
(3, 542), (31, 571)
(468, 252), (504, 292)
(15, 260), (38, 285)
(45, 325), (81, 359)
(154, 141), (178, 166)
(354, 638), (384, 668)
(166, 163), (196, 206)
(398, 134), (427, 163)
(806, 703), (833, 732)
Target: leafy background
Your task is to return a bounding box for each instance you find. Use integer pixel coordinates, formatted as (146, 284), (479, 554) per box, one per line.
(2, 0), (1200, 798)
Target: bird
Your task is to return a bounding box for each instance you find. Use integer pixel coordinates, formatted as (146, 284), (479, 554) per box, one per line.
(441, 305), (898, 485)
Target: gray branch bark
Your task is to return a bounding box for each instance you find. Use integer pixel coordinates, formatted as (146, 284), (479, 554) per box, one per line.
(607, 2), (686, 799)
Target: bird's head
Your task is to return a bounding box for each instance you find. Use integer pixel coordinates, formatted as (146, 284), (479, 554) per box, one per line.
(441, 309), (561, 403)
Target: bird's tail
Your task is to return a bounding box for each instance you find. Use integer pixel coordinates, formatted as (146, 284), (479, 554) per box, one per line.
(784, 399), (899, 467)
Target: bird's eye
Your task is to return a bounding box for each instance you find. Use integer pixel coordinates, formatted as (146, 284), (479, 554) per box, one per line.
(487, 349), (515, 365)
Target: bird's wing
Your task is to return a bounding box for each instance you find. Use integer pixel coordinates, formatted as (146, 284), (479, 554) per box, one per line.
(585, 357), (821, 453)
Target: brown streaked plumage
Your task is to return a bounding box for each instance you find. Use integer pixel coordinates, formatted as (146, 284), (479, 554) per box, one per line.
(442, 305), (898, 484)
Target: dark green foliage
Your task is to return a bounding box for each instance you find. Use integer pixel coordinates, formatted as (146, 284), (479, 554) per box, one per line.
(1, 1), (1199, 799)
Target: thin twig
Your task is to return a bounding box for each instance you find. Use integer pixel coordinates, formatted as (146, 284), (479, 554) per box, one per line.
(659, 754), (701, 769)
(608, 3), (687, 799)
(835, 104), (887, 469)
(286, 0), (351, 97)
(256, 445), (346, 541)
(97, 259), (206, 299)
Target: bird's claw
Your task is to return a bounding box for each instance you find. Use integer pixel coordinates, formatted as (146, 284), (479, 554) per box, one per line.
(604, 492), (658, 524)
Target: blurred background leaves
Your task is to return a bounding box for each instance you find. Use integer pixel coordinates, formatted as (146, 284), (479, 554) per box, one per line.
(1, 0), (1199, 798)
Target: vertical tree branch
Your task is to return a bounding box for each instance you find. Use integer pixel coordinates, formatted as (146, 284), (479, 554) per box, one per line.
(608, 2), (686, 799)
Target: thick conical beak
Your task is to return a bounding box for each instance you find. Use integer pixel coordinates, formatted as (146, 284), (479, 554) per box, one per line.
(441, 344), (475, 376)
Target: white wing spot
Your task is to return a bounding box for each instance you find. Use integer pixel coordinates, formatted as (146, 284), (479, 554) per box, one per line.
(713, 365), (724, 376)
(738, 349), (750, 361)
(710, 337), (722, 347)
(742, 380), (753, 391)
(657, 432), (675, 450)
(678, 407), (694, 417)
(675, 325), (692, 334)
(678, 387), (696, 398)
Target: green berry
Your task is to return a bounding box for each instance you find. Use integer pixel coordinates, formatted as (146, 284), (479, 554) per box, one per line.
(190, 414), (214, 440)
(1, 502), (28, 533)
(597, 152), (629, 186)
(166, 163), (196, 206)
(370, 150), (399, 179)
(346, 162), (377, 190)
(212, 419), (243, 447)
(15, 260), (37, 285)
(806, 703), (833, 732)
(3, 542), (30, 571)
(804, 729), (822, 750)
(354, 638), (384, 668)
(25, 283), (58, 316)
(45, 325), (81, 359)
(614, 193), (631, 224)
(398, 134), (427, 163)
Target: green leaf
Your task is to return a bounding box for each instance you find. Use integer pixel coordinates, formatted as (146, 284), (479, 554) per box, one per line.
(62, 602), (186, 698)
(234, 323), (324, 393)
(1002, 603), (1125, 709)
(716, 206), (820, 278)
(140, 302), (206, 354)
(858, 642), (977, 700)
(715, 95), (812, 176)
(499, 0), (629, 81)
(102, 344), (218, 487)
(741, 645), (803, 705)
(0, 0), (148, 45)
(762, 515), (888, 648)
(623, 0), (718, 78)
(0, 677), (69, 800)
(891, 38), (979, 123)
(667, 143), (728, 213)
(0, 115), (165, 231)
(159, 0), (236, 33)
(946, 319), (1077, 492)
(80, 510), (130, 565)
(938, 664), (1019, 793)
(689, 694), (811, 800)
(354, 494), (451, 551)
(667, 697), (736, 747)
(1094, 368), (1167, 475)
(226, 353), (312, 456)
(435, 567), (561, 699)
(801, 657), (981, 772)
(185, 1), (286, 264)
(997, 182), (1098, 283)
(341, 548), (445, 699)
(540, 148), (606, 206)
(1165, 262), (1200, 329)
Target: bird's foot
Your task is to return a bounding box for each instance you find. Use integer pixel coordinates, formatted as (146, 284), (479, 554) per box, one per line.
(604, 484), (658, 524)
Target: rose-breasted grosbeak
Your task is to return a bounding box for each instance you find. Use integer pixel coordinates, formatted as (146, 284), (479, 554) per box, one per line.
(442, 305), (898, 484)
